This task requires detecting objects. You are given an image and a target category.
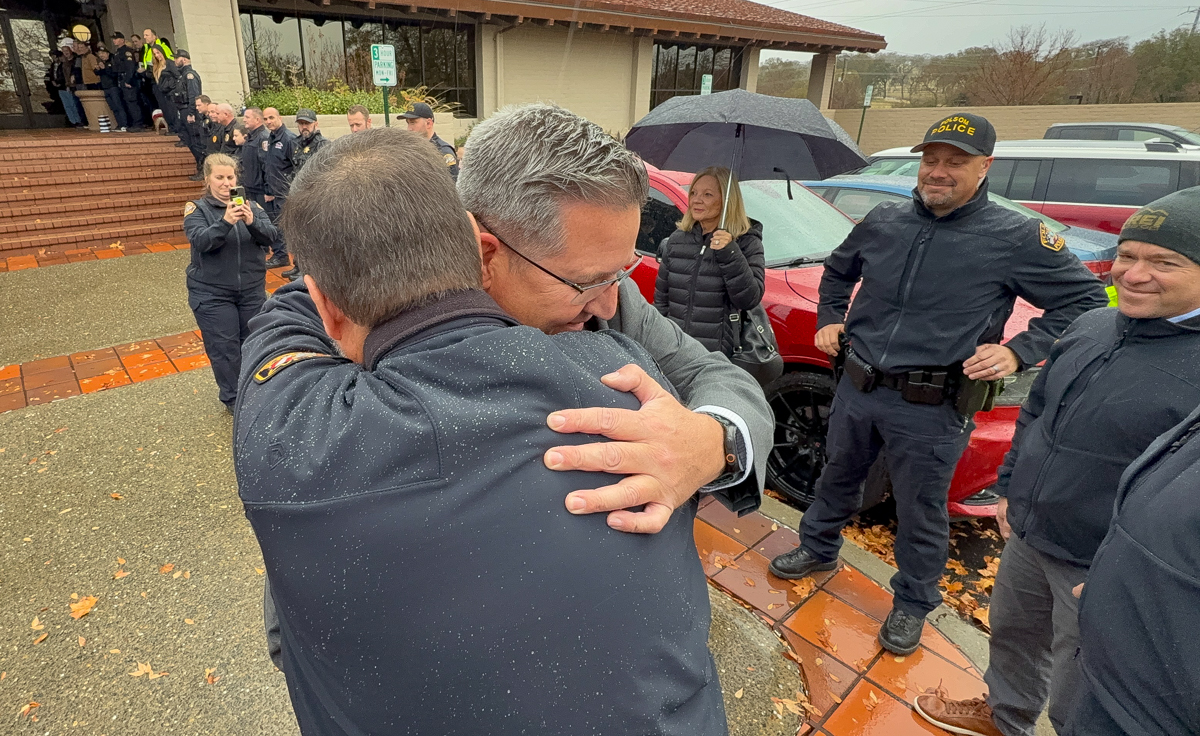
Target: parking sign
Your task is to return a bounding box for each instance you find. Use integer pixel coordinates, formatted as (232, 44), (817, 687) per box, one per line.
(371, 44), (396, 87)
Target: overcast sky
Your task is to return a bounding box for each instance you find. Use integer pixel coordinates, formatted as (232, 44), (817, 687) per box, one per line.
(759, 0), (1197, 60)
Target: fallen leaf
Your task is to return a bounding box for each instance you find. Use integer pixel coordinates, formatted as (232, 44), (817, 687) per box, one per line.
(829, 674), (841, 682)
(69, 595), (98, 619)
(768, 588), (784, 595)
(78, 636), (86, 647)
(110, 649), (120, 654)
(173, 570), (182, 579)
(184, 619), (195, 625)
(33, 633), (48, 645)
(110, 492), (123, 500)
(814, 657), (823, 666)
(183, 571), (191, 579)
(829, 692), (842, 704)
(767, 603), (783, 610)
(18, 702), (39, 718)
(30, 616), (44, 631)
(734, 688), (744, 699)
(254, 567), (265, 575)
(159, 563), (174, 574)
(128, 662), (152, 677)
(973, 606), (991, 629)
(204, 667), (220, 684)
(945, 559), (969, 575)
(117, 557), (126, 564)
(770, 523), (779, 531)
(147, 668), (168, 680)
(113, 569), (129, 579)
(70, 593), (78, 600)
(743, 577), (756, 588)
(59, 507), (71, 514)
(894, 656), (905, 663)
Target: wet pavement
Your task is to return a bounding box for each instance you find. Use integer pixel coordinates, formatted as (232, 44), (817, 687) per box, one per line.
(1, 251), (991, 735)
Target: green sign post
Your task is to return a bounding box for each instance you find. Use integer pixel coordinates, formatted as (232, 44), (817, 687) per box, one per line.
(700, 74), (713, 95)
(371, 44), (397, 127)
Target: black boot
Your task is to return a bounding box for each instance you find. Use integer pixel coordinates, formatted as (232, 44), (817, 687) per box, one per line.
(264, 253), (290, 269)
(878, 607), (925, 655)
(768, 547), (838, 579)
(280, 265), (301, 281)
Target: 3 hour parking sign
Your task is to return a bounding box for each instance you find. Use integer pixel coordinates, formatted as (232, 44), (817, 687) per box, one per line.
(371, 44), (396, 87)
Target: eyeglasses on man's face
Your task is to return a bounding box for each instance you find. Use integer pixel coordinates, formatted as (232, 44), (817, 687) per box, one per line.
(478, 218), (640, 301)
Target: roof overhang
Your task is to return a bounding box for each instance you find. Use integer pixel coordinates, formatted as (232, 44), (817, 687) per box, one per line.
(319, 0), (885, 53)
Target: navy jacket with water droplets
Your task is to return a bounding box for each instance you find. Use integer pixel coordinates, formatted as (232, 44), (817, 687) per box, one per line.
(234, 282), (727, 736)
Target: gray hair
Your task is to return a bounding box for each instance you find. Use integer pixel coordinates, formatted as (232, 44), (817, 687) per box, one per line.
(457, 103), (648, 258)
(281, 127), (481, 328)
(243, 107), (263, 123)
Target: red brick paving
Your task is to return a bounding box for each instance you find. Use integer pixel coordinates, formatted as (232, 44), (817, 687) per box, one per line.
(1, 239), (190, 271)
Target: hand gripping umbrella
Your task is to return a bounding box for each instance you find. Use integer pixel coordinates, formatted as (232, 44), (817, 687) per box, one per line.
(625, 89), (867, 228)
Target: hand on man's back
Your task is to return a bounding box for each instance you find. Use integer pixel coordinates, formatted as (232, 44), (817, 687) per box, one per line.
(543, 363), (727, 534)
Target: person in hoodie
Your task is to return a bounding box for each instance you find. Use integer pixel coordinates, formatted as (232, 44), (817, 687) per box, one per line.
(653, 166), (765, 359)
(182, 153), (278, 412)
(915, 187), (1200, 736)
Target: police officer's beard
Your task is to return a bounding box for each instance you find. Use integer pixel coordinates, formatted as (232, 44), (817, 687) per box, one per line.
(917, 180), (957, 209)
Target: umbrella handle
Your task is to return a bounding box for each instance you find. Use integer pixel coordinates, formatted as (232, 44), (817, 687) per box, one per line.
(719, 123), (744, 231)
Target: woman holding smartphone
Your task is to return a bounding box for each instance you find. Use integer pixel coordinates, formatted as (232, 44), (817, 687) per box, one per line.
(183, 153), (278, 412)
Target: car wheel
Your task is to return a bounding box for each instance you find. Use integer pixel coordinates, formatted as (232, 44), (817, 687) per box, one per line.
(764, 371), (836, 509)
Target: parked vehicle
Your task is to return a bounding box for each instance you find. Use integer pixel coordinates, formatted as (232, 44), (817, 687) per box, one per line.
(1044, 122), (1200, 148)
(633, 165), (1038, 518)
(803, 174), (1120, 279)
(860, 140), (1200, 235)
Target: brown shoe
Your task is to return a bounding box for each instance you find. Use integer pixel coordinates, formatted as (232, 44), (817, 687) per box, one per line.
(913, 690), (1004, 736)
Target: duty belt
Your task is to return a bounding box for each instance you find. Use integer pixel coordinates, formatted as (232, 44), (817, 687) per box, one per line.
(843, 346), (1001, 414)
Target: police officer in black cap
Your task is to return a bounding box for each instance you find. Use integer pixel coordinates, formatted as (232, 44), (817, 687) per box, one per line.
(110, 32), (145, 130)
(768, 113), (1108, 656)
(399, 102), (458, 179)
(173, 50), (205, 176)
(289, 108), (328, 173)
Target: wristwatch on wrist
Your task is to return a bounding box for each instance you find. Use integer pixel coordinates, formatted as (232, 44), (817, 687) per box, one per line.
(708, 413), (746, 487)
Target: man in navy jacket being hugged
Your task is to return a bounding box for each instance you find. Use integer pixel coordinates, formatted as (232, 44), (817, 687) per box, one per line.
(916, 189), (1200, 736)
(234, 128), (727, 736)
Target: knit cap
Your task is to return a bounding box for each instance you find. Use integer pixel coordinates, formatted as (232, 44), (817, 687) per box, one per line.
(1119, 186), (1200, 265)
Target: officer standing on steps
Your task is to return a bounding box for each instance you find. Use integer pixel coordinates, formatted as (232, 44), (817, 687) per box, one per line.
(173, 50), (204, 176)
(279, 108), (328, 282)
(768, 113), (1108, 656)
(261, 107), (296, 269)
(399, 102), (458, 179)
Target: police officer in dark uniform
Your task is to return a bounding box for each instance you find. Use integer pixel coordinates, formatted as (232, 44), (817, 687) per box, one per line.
(172, 50), (205, 177)
(398, 102), (458, 179)
(183, 152), (278, 412)
(110, 32), (144, 130)
(769, 113), (1109, 655)
(239, 107), (268, 205)
(209, 103), (239, 156)
(260, 107), (296, 269)
(289, 108), (328, 172)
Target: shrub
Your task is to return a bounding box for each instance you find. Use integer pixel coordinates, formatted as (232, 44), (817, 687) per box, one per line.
(244, 83), (459, 116)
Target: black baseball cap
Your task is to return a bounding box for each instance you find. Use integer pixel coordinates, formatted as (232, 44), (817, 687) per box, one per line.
(398, 102), (434, 121)
(175, 48), (190, 59)
(911, 113), (996, 156)
(295, 108), (317, 123)
(111, 31), (125, 39)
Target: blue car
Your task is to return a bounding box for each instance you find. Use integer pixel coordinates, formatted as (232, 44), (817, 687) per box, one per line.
(802, 174), (1119, 277)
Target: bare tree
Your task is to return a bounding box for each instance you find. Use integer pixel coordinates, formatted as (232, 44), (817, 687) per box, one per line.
(968, 25), (1077, 105)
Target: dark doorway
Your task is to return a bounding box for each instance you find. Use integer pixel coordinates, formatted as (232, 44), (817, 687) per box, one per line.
(0, 9), (58, 128)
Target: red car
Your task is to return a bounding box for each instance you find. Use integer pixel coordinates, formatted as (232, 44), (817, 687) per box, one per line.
(633, 166), (1039, 518)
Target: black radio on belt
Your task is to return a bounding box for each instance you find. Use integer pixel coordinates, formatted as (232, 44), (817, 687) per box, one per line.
(843, 348), (877, 392)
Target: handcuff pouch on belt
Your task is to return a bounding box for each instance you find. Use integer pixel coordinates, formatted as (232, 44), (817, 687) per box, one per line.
(843, 348), (877, 393)
(955, 375), (1003, 416)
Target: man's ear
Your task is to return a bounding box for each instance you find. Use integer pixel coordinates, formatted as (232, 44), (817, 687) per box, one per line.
(305, 275), (352, 342)
(470, 213), (502, 291)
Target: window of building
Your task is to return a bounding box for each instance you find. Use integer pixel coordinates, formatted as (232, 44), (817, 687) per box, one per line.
(241, 12), (476, 115)
(651, 42), (741, 108)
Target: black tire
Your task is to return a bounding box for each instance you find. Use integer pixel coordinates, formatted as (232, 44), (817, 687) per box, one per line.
(764, 371), (836, 509)
(765, 370), (893, 512)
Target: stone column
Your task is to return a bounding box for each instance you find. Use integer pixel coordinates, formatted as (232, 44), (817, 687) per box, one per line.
(807, 51), (837, 110)
(167, 0), (246, 107)
(739, 46), (761, 93)
(629, 36), (653, 128)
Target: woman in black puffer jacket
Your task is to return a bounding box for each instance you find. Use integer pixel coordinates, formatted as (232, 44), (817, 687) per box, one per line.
(654, 166), (765, 357)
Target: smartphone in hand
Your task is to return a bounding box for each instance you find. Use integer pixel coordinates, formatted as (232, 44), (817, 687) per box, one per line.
(229, 187), (246, 207)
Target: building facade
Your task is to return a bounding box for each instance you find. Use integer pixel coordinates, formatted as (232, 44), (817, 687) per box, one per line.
(2, 0), (883, 131)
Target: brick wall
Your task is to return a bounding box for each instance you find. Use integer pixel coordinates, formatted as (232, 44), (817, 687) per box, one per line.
(828, 102), (1200, 156)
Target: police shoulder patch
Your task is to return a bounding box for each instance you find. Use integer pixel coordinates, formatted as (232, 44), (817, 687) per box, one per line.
(253, 352), (329, 384)
(443, 152), (456, 167)
(262, 140), (269, 151)
(1038, 222), (1065, 252)
(183, 201), (197, 216)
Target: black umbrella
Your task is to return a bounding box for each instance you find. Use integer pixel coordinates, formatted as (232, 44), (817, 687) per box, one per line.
(625, 89), (867, 220)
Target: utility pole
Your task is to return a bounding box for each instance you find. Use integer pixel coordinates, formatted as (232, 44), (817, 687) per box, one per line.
(1187, 6), (1200, 33)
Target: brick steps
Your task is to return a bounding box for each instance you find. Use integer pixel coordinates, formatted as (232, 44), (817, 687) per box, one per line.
(0, 130), (199, 256)
(0, 192), (192, 220)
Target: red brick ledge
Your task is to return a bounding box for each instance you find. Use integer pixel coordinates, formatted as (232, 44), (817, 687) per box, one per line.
(0, 239), (190, 271)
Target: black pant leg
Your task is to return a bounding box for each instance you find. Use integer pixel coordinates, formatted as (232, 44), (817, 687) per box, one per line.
(237, 287), (267, 344)
(102, 87), (129, 129)
(799, 376), (886, 561)
(264, 197), (289, 258)
(188, 282), (243, 406)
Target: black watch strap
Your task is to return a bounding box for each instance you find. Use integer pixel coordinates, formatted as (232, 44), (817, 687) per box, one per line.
(708, 413), (745, 486)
